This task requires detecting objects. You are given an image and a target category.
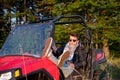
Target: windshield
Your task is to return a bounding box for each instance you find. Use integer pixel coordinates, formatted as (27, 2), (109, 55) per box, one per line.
(0, 23), (53, 57)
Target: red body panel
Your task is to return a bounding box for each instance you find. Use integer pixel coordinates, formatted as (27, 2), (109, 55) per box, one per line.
(0, 56), (60, 80)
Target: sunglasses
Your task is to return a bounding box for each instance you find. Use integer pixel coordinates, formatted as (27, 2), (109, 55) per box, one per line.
(69, 39), (78, 42)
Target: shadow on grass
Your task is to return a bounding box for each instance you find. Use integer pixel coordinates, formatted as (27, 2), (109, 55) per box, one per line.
(104, 63), (120, 80)
(94, 62), (120, 80)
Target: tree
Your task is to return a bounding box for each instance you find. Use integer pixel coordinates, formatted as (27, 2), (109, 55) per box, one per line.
(51, 0), (120, 58)
(0, 0), (119, 57)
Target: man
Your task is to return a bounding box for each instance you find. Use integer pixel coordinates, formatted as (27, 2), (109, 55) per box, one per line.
(42, 32), (86, 78)
(61, 32), (80, 68)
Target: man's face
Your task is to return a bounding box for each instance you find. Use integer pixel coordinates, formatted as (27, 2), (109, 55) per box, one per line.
(69, 35), (79, 46)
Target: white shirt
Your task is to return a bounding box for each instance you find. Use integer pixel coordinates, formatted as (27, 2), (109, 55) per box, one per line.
(63, 43), (79, 60)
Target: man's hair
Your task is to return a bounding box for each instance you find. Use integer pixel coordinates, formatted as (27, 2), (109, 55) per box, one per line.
(70, 32), (79, 40)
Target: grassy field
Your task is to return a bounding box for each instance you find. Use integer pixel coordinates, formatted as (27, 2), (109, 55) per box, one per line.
(103, 57), (120, 80)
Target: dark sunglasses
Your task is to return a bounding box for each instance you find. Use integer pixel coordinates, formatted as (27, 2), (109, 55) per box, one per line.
(69, 39), (78, 42)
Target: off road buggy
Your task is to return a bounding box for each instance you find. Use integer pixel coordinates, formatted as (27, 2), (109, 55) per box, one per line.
(0, 15), (106, 80)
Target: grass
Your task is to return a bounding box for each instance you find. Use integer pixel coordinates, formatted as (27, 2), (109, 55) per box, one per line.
(102, 57), (120, 80)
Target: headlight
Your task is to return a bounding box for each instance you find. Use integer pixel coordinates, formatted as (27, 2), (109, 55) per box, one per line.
(0, 72), (12, 80)
(0, 68), (22, 80)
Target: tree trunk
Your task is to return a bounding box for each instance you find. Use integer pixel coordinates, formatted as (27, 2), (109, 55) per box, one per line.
(95, 32), (98, 49)
(24, 0), (26, 23)
(103, 40), (109, 59)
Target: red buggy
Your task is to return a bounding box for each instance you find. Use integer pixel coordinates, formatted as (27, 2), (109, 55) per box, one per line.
(0, 15), (106, 80)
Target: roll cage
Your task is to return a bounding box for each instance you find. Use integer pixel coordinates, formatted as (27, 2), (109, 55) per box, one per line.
(49, 15), (92, 53)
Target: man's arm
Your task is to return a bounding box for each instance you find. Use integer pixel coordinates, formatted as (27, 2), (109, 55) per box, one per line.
(73, 46), (87, 68)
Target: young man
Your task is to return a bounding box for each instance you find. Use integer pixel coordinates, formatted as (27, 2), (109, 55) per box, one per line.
(61, 32), (80, 68)
(42, 32), (86, 78)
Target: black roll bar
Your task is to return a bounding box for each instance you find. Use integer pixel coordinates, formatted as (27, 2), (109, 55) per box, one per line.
(50, 15), (91, 43)
(49, 15), (87, 28)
